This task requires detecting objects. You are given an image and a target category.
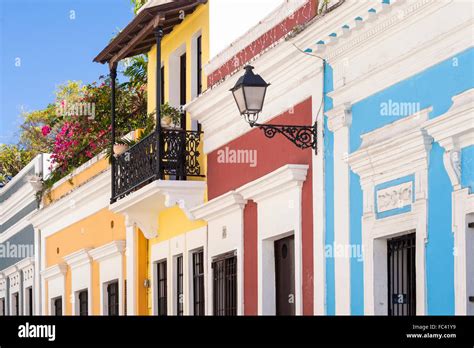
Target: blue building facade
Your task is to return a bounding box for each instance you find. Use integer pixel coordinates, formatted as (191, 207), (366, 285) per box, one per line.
(305, 0), (473, 315)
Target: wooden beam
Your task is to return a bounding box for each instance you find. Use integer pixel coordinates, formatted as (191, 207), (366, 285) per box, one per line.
(95, 1), (203, 64)
(109, 14), (165, 66)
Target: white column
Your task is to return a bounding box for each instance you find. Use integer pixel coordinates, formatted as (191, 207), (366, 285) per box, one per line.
(312, 63), (326, 315)
(40, 232), (47, 315)
(453, 187), (472, 315)
(327, 103), (352, 315)
(34, 228), (41, 315)
(125, 216), (138, 315)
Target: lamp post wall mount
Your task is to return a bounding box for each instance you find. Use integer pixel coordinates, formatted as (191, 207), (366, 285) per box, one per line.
(231, 65), (318, 154)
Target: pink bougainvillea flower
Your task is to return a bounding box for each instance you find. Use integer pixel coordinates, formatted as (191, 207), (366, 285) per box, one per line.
(41, 125), (51, 136)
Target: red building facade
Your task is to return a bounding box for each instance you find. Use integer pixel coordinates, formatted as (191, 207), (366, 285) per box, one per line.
(189, 0), (321, 315)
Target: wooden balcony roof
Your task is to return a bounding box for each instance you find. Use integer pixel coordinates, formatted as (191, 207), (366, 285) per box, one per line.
(94, 0), (205, 66)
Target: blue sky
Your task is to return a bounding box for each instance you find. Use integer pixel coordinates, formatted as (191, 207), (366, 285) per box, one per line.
(0, 0), (134, 145)
(0, 0), (284, 145)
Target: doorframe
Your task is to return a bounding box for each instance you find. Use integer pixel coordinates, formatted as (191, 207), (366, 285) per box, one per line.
(363, 200), (427, 315)
(245, 168), (306, 315)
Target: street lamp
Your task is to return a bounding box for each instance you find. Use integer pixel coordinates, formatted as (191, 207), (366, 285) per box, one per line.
(230, 65), (318, 152)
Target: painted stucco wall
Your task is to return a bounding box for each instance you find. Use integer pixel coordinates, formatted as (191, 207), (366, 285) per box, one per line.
(44, 208), (126, 315)
(461, 145), (474, 193)
(324, 47), (474, 315)
(0, 226), (34, 270)
(148, 2), (209, 116)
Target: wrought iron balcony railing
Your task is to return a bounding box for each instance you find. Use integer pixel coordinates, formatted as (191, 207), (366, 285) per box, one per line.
(111, 129), (203, 202)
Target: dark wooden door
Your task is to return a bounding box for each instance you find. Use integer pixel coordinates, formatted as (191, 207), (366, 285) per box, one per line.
(79, 290), (88, 316)
(13, 293), (19, 316)
(388, 233), (416, 316)
(274, 235), (295, 315)
(54, 297), (62, 316)
(27, 287), (33, 315)
(107, 281), (119, 316)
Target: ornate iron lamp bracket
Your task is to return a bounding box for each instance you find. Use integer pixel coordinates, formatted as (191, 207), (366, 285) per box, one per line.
(250, 121), (318, 154)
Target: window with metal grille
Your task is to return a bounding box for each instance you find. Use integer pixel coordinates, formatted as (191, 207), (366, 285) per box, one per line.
(107, 281), (119, 316)
(176, 255), (183, 316)
(212, 252), (237, 316)
(12, 292), (19, 316)
(192, 250), (205, 316)
(156, 260), (167, 316)
(78, 290), (88, 316)
(26, 287), (33, 316)
(53, 297), (62, 316)
(196, 35), (202, 95)
(388, 233), (416, 316)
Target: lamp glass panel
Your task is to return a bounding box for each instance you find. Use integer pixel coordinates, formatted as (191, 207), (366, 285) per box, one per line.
(232, 87), (246, 114)
(243, 86), (266, 112)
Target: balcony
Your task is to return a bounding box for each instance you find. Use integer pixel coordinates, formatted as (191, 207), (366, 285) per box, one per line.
(109, 128), (206, 239)
(112, 128), (204, 202)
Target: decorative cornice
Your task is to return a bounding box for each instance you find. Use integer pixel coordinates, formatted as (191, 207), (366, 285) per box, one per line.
(424, 88), (474, 151)
(89, 241), (125, 263)
(63, 248), (92, 269)
(425, 88), (474, 189)
(326, 102), (352, 132)
(328, 0), (432, 60)
(191, 164), (309, 220)
(321, 0), (471, 107)
(3, 265), (18, 277)
(306, 0), (435, 61)
(190, 191), (246, 221)
(15, 257), (34, 271)
(238, 164), (309, 202)
(348, 108), (432, 183)
(41, 263), (67, 280)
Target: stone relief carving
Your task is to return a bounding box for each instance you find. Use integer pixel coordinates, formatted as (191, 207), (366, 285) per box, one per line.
(376, 181), (413, 213)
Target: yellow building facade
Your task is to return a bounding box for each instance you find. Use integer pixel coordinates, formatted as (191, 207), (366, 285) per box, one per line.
(30, 155), (129, 315)
(98, 0), (209, 316)
(143, 1), (209, 316)
(29, 0), (210, 316)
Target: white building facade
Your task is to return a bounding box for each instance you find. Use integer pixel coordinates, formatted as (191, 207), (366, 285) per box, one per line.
(0, 155), (49, 315)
